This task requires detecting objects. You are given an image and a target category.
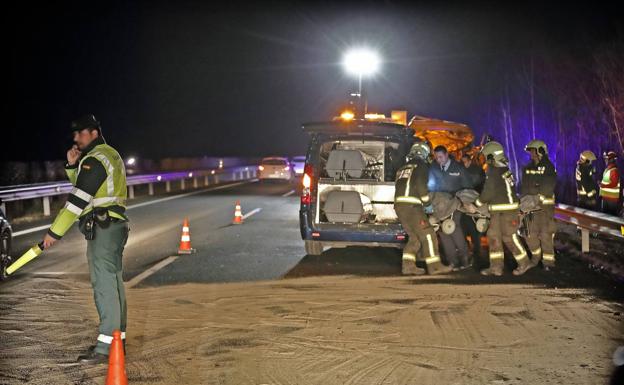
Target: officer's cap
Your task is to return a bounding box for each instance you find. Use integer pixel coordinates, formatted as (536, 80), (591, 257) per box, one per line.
(71, 114), (101, 133)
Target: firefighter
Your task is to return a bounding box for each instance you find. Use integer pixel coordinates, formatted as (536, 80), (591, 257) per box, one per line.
(395, 142), (453, 275)
(575, 150), (598, 209)
(600, 151), (620, 215)
(472, 142), (531, 276)
(520, 139), (557, 270)
(41, 115), (129, 364)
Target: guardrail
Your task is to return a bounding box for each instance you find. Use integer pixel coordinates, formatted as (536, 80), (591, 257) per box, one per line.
(0, 165), (258, 216)
(554, 203), (624, 252)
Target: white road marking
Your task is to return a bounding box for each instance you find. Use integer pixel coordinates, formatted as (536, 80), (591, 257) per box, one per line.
(13, 225), (50, 237)
(12, 180), (256, 237)
(242, 208), (262, 220)
(282, 190), (296, 197)
(125, 256), (179, 288)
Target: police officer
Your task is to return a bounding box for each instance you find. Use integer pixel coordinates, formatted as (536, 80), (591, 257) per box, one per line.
(600, 151), (620, 215)
(429, 145), (472, 270)
(395, 142), (453, 275)
(520, 140), (557, 270)
(472, 142), (532, 276)
(42, 114), (129, 364)
(575, 150), (598, 209)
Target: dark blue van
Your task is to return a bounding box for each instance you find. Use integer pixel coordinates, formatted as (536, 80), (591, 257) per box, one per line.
(299, 119), (415, 255)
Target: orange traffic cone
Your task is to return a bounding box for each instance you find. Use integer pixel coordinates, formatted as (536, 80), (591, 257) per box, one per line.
(178, 218), (195, 254)
(232, 201), (243, 225)
(105, 330), (128, 385)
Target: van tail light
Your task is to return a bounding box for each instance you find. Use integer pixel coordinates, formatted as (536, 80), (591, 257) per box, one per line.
(284, 166), (290, 171)
(258, 165), (265, 171)
(301, 164), (315, 205)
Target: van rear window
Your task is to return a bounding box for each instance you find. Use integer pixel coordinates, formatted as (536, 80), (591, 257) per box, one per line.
(262, 159), (288, 166)
(317, 140), (405, 182)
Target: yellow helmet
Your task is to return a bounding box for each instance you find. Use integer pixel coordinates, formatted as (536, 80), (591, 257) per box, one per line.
(579, 150), (597, 162)
(525, 139), (548, 155)
(408, 142), (431, 161)
(480, 141), (507, 164)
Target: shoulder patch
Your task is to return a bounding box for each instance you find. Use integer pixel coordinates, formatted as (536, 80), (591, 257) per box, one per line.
(82, 164), (91, 170)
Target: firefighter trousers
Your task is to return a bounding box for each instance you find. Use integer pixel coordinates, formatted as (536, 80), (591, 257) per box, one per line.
(523, 206), (556, 267)
(394, 203), (442, 267)
(486, 211), (528, 269)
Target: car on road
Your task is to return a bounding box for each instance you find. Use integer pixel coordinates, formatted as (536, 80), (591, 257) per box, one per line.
(299, 117), (415, 255)
(0, 201), (13, 280)
(290, 156), (306, 176)
(258, 157), (295, 182)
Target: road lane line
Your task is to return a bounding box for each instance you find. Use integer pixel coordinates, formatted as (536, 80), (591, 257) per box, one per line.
(12, 180), (257, 237)
(13, 225), (50, 237)
(242, 208), (262, 220)
(282, 190), (296, 197)
(127, 180), (252, 210)
(126, 256), (179, 288)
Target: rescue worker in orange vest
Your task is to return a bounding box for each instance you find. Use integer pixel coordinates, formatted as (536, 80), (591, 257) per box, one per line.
(394, 142), (454, 275)
(520, 140), (557, 270)
(576, 150), (598, 209)
(469, 141), (532, 276)
(600, 151), (620, 216)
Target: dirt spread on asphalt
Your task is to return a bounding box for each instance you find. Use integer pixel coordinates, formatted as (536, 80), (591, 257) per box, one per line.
(1, 273), (622, 385)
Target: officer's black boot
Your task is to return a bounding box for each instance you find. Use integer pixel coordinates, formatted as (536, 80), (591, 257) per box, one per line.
(77, 349), (108, 365)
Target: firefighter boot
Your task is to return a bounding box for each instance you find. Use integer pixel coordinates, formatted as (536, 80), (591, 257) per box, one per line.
(512, 258), (534, 276)
(402, 254), (426, 275)
(427, 261), (454, 275)
(480, 260), (503, 276)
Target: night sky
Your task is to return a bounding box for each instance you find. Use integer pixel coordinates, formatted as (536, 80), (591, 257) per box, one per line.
(5, 1), (622, 162)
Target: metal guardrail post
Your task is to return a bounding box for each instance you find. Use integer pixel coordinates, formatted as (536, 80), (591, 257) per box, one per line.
(148, 183), (154, 196)
(128, 185), (135, 199)
(43, 196), (51, 216)
(166, 181), (171, 192)
(193, 177), (198, 188)
(581, 228), (590, 253)
(214, 174), (220, 184)
(180, 179), (185, 190)
(204, 175), (209, 186)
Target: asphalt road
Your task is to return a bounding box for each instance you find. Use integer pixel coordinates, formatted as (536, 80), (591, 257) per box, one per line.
(8, 179), (305, 286)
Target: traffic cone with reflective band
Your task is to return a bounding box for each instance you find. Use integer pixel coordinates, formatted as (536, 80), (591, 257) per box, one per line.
(105, 330), (128, 385)
(178, 218), (195, 254)
(233, 201), (243, 224)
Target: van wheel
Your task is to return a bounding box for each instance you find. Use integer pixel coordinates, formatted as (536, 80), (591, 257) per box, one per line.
(305, 240), (323, 255)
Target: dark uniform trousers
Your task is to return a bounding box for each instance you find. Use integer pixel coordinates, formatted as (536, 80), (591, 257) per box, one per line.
(394, 203), (440, 262)
(486, 211), (527, 269)
(438, 211), (469, 267)
(524, 205), (556, 267)
(87, 220), (129, 355)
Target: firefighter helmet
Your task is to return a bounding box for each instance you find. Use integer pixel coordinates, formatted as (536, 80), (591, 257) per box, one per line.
(604, 151), (617, 162)
(579, 150), (597, 162)
(480, 141), (508, 164)
(525, 139), (548, 155)
(407, 142), (431, 161)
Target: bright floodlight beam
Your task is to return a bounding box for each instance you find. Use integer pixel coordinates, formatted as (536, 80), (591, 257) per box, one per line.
(342, 49), (380, 118)
(343, 49), (380, 77)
